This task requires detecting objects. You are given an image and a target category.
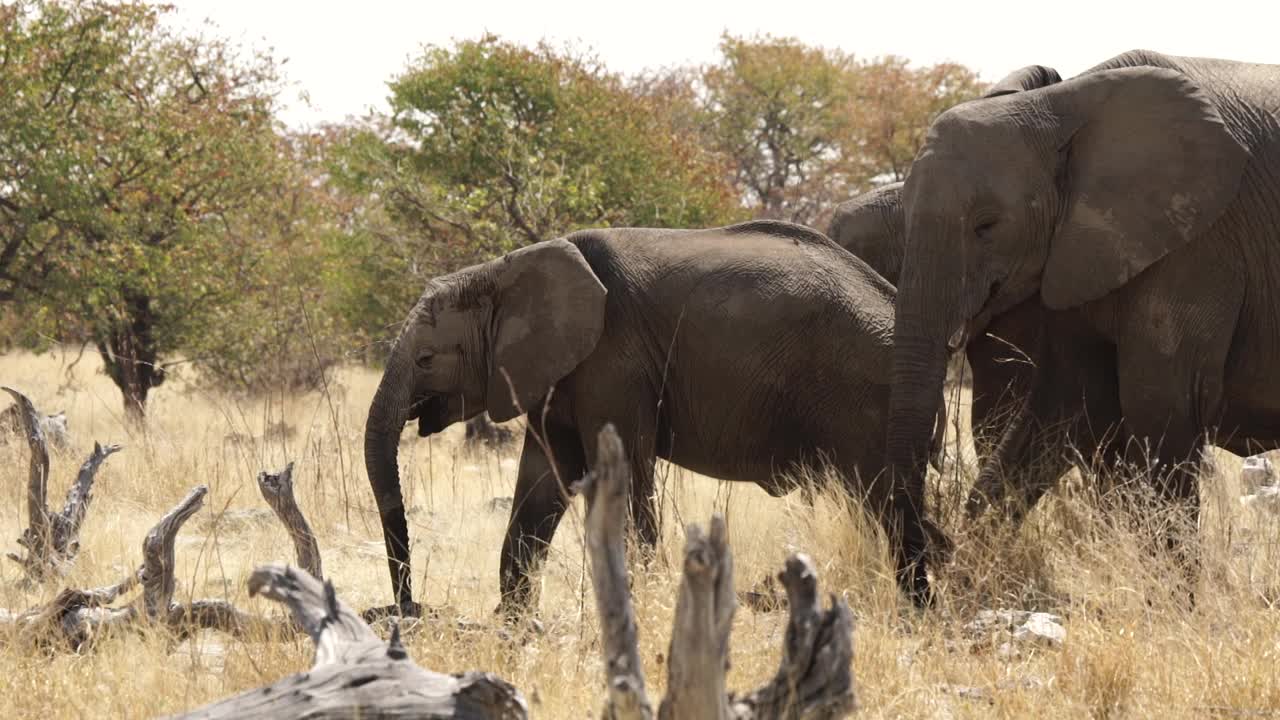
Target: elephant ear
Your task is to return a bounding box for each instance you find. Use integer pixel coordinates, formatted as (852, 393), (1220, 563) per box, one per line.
(486, 238), (607, 422)
(982, 64), (1062, 97)
(1039, 66), (1247, 309)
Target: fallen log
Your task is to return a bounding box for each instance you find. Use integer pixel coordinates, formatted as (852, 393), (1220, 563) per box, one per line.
(163, 566), (529, 720)
(2, 386), (122, 582)
(583, 424), (858, 720)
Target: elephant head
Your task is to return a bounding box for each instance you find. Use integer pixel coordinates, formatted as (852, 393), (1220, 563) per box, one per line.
(827, 182), (906, 285)
(826, 65), (1063, 288)
(364, 238), (607, 610)
(886, 61), (1248, 493)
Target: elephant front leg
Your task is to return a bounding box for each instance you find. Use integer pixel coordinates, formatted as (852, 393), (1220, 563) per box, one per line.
(1116, 432), (1206, 605)
(497, 423), (586, 619)
(967, 326), (1123, 525)
(1117, 372), (1223, 605)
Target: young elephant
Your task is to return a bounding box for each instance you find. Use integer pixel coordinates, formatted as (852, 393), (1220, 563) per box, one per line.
(364, 220), (939, 616)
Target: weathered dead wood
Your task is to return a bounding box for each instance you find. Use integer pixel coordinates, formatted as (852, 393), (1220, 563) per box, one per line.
(141, 486), (280, 640)
(584, 425), (654, 720)
(3, 386), (122, 581)
(729, 555), (858, 719)
(0, 401), (70, 450)
(464, 412), (516, 448)
(256, 461), (322, 579)
(661, 516), (737, 719)
(584, 424), (858, 720)
(165, 565), (529, 720)
(0, 484), (285, 650)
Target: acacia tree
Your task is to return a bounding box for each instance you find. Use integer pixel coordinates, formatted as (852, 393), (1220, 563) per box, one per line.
(851, 56), (987, 183)
(693, 33), (985, 226)
(0, 1), (286, 421)
(702, 34), (859, 224)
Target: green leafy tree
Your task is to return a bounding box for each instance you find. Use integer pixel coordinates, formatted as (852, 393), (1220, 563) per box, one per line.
(186, 131), (353, 394)
(335, 35), (741, 291)
(0, 0), (286, 420)
(702, 34), (860, 224)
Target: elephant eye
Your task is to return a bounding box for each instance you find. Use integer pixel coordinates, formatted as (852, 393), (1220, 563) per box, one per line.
(974, 220), (997, 241)
(416, 352), (435, 370)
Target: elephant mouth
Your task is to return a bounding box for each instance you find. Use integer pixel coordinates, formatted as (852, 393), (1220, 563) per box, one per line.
(412, 393), (449, 437)
(949, 281), (1002, 352)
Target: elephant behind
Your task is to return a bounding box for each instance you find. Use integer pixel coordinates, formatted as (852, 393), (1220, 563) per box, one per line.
(364, 220), (941, 616)
(828, 180), (1127, 521)
(828, 181), (1035, 462)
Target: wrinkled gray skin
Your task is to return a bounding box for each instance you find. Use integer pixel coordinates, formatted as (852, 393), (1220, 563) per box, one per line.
(887, 50), (1280, 602)
(365, 221), (944, 616)
(828, 178), (1128, 521)
(830, 181), (1035, 460)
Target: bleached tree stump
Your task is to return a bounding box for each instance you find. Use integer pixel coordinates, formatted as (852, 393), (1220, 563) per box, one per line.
(164, 566), (529, 720)
(2, 386), (122, 582)
(583, 424), (858, 720)
(583, 426), (653, 720)
(256, 462), (322, 580)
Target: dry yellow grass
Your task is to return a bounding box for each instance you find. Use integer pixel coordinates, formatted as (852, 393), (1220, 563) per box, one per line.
(0, 349), (1278, 718)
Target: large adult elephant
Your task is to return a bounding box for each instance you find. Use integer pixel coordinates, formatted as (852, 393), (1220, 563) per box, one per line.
(830, 65), (1127, 522)
(364, 220), (943, 617)
(886, 49), (1280, 601)
(829, 187), (1126, 522)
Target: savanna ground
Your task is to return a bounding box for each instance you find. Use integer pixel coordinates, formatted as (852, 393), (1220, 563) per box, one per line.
(0, 350), (1278, 719)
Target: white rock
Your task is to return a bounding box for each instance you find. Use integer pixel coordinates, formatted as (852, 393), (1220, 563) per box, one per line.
(1241, 485), (1280, 512)
(1013, 612), (1067, 647)
(1241, 455), (1275, 492)
(966, 609), (1066, 654)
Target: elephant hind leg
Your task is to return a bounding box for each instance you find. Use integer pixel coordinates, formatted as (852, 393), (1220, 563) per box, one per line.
(498, 422), (586, 618)
(583, 418), (660, 558)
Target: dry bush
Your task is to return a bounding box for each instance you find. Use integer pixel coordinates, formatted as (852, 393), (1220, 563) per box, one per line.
(0, 349), (1278, 718)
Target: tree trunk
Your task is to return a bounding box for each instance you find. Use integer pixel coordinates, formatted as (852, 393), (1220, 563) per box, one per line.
(96, 288), (165, 425)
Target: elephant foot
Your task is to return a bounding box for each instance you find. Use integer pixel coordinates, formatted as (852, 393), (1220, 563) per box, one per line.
(491, 600), (546, 637)
(360, 600), (430, 624)
(896, 555), (935, 609)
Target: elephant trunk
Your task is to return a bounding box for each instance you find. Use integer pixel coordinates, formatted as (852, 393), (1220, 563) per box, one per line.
(886, 291), (957, 479)
(884, 250), (967, 605)
(364, 345), (415, 609)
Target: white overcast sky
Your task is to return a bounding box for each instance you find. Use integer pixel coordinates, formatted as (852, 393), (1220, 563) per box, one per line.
(165, 0), (1278, 128)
